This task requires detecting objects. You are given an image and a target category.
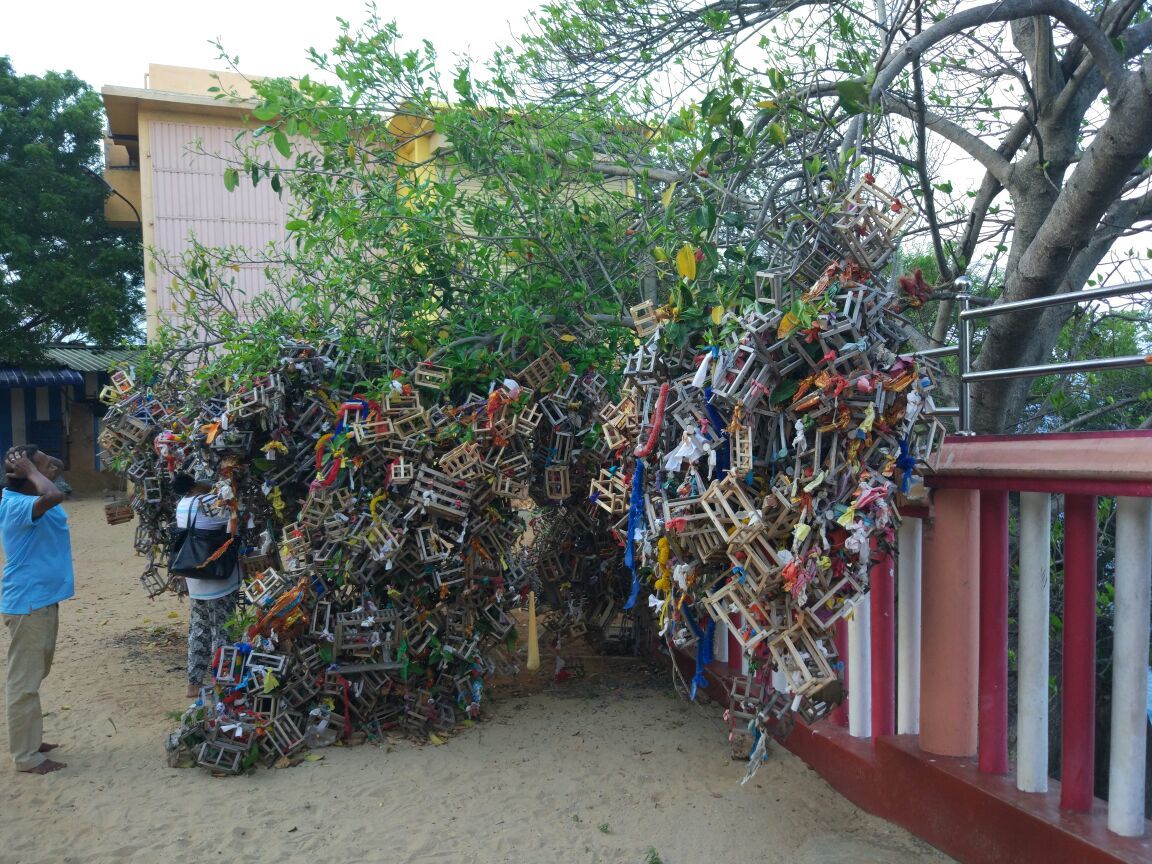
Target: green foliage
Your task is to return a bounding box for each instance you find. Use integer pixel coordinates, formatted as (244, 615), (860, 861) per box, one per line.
(1023, 310), (1151, 432)
(165, 16), (808, 388)
(224, 603), (258, 643)
(0, 57), (143, 363)
(165, 19), (682, 385)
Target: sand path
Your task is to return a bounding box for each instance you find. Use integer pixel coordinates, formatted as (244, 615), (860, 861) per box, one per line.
(0, 496), (954, 864)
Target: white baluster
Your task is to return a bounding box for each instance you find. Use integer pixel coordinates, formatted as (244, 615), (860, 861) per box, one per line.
(1017, 492), (1051, 793)
(1108, 496), (1152, 836)
(848, 600), (872, 738)
(897, 517), (922, 734)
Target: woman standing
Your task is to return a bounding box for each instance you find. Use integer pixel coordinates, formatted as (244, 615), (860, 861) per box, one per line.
(172, 474), (240, 699)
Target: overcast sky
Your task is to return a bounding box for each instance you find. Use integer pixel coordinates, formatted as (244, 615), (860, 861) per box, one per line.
(5, 0), (542, 89)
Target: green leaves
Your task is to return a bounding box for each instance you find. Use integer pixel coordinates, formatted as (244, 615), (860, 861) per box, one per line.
(452, 67), (476, 106)
(835, 79), (871, 116)
(273, 130), (291, 159)
(700, 10), (730, 31)
(223, 167), (239, 192)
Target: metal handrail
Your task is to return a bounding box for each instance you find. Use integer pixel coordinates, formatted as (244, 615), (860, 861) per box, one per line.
(964, 354), (1150, 383)
(958, 279), (1152, 320)
(918, 278), (1152, 433)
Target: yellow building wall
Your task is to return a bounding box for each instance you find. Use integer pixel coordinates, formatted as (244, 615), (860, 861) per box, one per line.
(147, 64), (261, 98)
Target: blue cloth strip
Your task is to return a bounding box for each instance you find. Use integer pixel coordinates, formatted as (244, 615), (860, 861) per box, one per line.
(703, 386), (731, 479)
(623, 460), (646, 610)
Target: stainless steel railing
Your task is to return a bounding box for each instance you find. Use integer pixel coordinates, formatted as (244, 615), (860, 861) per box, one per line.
(920, 278), (1152, 433)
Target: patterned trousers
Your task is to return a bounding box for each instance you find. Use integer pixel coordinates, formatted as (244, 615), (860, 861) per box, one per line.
(187, 593), (238, 686)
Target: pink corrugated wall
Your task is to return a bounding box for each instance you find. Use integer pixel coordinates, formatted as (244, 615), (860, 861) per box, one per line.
(150, 121), (292, 325)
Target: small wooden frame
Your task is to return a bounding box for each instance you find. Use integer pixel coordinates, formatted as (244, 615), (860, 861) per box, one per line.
(513, 400), (543, 435)
(383, 389), (422, 416)
(391, 411), (430, 439)
(629, 300), (661, 338)
(104, 492), (134, 525)
(544, 465), (571, 501)
(196, 737), (248, 775)
(699, 474), (765, 551)
(711, 343), (772, 411)
(439, 442), (484, 481)
(264, 711), (307, 758)
(412, 466), (469, 521)
(547, 429), (573, 466)
(416, 524), (452, 562)
(245, 568), (290, 608)
(766, 618), (837, 698)
(832, 179), (912, 270)
(588, 468), (628, 515)
(700, 572), (772, 655)
(351, 418), (395, 446)
(518, 346), (563, 390)
(110, 369), (135, 395)
(730, 423), (754, 475)
(214, 645), (246, 686)
(413, 363), (452, 390)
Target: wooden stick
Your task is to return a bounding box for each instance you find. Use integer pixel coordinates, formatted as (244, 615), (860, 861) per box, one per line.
(526, 591), (541, 671)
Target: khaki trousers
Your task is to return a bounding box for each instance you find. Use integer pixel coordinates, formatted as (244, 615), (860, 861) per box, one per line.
(3, 604), (58, 771)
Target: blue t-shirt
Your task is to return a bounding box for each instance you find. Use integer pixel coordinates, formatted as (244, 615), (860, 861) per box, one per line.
(0, 489), (75, 614)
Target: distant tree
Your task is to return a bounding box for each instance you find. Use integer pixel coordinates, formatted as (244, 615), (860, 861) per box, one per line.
(0, 57), (143, 364)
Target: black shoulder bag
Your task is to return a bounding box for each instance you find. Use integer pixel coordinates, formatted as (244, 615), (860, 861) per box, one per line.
(168, 497), (238, 581)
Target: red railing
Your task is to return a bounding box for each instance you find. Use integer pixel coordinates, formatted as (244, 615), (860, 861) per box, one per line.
(927, 431), (1152, 825)
(682, 430), (1152, 864)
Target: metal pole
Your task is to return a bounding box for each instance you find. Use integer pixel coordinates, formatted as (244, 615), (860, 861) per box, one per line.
(962, 354), (1150, 383)
(914, 345), (960, 359)
(957, 291), (972, 434)
(960, 278), (1152, 320)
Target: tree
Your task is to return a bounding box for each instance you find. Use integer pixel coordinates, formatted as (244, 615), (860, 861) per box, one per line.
(515, 0), (1152, 433)
(0, 58), (143, 364)
(159, 23), (691, 386)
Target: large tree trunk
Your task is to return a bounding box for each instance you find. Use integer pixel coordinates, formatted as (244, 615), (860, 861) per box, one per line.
(969, 60), (1152, 434)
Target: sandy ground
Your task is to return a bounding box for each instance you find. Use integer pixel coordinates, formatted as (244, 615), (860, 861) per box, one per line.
(0, 496), (955, 864)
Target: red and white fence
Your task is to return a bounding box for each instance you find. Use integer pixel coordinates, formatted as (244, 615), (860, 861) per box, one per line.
(687, 430), (1152, 863)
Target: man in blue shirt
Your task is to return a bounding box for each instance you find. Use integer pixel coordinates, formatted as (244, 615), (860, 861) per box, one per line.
(0, 444), (73, 774)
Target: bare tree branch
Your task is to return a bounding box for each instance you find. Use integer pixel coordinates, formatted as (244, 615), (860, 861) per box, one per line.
(871, 0), (1126, 103)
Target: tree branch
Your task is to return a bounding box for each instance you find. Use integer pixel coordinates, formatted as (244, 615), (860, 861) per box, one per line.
(1049, 397), (1145, 433)
(871, 0), (1126, 104)
(881, 98), (1013, 187)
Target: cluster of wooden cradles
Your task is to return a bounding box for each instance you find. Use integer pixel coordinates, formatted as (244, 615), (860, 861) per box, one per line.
(105, 178), (941, 772)
(591, 180), (940, 742)
(99, 340), (622, 772)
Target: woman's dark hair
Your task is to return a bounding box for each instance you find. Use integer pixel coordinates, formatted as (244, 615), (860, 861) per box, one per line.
(172, 473), (197, 496)
(5, 444), (41, 491)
